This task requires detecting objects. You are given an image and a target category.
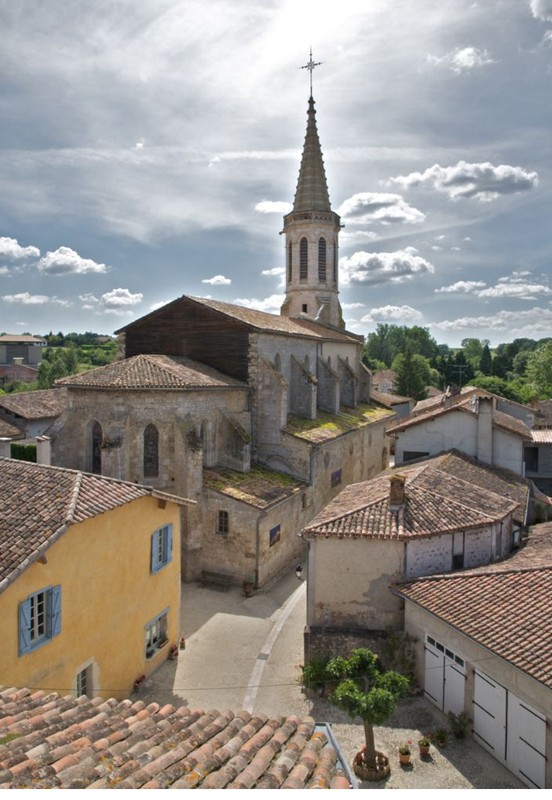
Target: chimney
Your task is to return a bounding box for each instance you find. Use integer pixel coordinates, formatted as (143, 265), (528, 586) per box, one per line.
(0, 437), (11, 458)
(477, 396), (493, 465)
(36, 435), (52, 465)
(389, 474), (406, 510)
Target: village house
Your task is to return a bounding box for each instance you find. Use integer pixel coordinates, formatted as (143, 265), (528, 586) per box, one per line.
(394, 521), (552, 789)
(0, 334), (46, 386)
(35, 93), (394, 588)
(0, 457), (189, 700)
(301, 450), (533, 659)
(0, 387), (68, 444)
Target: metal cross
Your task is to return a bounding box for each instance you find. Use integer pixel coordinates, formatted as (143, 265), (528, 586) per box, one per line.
(301, 48), (322, 96)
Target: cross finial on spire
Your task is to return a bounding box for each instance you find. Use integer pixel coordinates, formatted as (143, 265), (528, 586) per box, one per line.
(301, 47), (322, 96)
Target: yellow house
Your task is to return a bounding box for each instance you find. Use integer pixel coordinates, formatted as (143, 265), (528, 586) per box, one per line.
(0, 456), (190, 699)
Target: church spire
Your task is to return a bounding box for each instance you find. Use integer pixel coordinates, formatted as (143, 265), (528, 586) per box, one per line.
(280, 59), (344, 329)
(292, 96), (332, 213)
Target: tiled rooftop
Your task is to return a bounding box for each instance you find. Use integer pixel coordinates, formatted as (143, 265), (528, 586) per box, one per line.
(371, 389), (411, 406)
(0, 458), (188, 594)
(0, 334), (46, 344)
(0, 413), (24, 438)
(0, 388), (68, 420)
(0, 688), (348, 789)
(395, 522), (552, 689)
(286, 404), (394, 444)
(117, 295), (361, 345)
(531, 429), (552, 443)
(203, 465), (305, 509)
(302, 451), (523, 540)
(56, 354), (247, 390)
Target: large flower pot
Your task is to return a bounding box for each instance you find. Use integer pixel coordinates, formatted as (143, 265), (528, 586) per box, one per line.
(353, 749), (390, 782)
(399, 752), (412, 766)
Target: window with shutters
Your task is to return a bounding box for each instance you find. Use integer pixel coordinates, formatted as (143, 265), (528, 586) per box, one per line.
(300, 238), (308, 281)
(19, 585), (62, 655)
(151, 524), (173, 573)
(145, 610), (169, 658)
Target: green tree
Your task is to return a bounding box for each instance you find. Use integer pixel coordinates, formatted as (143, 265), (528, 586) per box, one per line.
(392, 350), (432, 400)
(461, 337), (487, 370)
(327, 649), (409, 771)
(527, 341), (552, 398)
(479, 343), (492, 375)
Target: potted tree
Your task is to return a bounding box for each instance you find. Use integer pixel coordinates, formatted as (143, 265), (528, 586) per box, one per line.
(398, 741), (412, 766)
(326, 648), (409, 781)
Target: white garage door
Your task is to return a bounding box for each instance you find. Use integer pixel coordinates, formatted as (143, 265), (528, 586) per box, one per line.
(424, 636), (465, 715)
(474, 670), (546, 789)
(507, 695), (546, 789)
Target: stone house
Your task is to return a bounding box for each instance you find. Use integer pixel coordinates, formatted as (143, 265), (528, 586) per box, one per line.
(394, 522), (552, 789)
(37, 92), (395, 588)
(0, 387), (68, 443)
(301, 450), (532, 658)
(0, 457), (188, 700)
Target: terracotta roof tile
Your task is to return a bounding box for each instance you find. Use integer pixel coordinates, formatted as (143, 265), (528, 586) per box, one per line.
(0, 388), (68, 420)
(0, 689), (348, 789)
(0, 459), (189, 594)
(117, 295), (361, 344)
(303, 451), (524, 540)
(395, 523), (552, 688)
(56, 354), (247, 390)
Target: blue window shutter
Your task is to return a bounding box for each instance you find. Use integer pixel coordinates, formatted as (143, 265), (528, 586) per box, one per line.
(166, 525), (173, 563)
(151, 529), (160, 573)
(50, 585), (62, 637)
(19, 599), (31, 655)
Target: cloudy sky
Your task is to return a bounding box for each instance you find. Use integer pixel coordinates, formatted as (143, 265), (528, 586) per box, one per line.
(1, 0), (552, 347)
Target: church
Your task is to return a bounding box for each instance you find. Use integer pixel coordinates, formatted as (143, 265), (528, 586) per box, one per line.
(44, 92), (394, 587)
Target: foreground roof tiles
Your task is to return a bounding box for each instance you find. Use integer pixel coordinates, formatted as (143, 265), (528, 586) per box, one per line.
(0, 688), (348, 789)
(395, 523), (552, 689)
(56, 354), (247, 390)
(0, 458), (188, 593)
(303, 450), (524, 540)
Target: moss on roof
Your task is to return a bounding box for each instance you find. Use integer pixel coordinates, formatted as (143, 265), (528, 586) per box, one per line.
(203, 464), (304, 508)
(285, 404), (394, 443)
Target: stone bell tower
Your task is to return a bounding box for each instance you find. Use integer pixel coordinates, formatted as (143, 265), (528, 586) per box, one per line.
(280, 80), (344, 329)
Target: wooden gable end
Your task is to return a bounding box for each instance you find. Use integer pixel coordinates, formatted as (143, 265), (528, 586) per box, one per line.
(122, 297), (251, 382)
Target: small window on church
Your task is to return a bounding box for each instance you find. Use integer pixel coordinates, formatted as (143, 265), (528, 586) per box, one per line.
(217, 510), (229, 536)
(300, 238), (308, 281)
(318, 237), (327, 282)
(91, 421), (102, 475)
(288, 241), (292, 283)
(144, 424), (159, 477)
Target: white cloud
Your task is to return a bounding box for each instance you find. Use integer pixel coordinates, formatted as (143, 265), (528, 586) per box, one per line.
(261, 267), (285, 276)
(361, 305), (423, 323)
(0, 237), (40, 260)
(340, 230), (378, 245)
(2, 291), (69, 306)
(340, 247), (435, 286)
(99, 288), (143, 309)
(342, 302), (366, 310)
(38, 246), (109, 275)
(255, 200), (293, 214)
(390, 161), (538, 201)
(433, 307), (552, 333)
(531, 0), (552, 21)
(427, 47), (497, 74)
(233, 294), (284, 313)
(0, 266), (9, 276)
(150, 299), (171, 311)
(202, 274), (232, 286)
(436, 272), (550, 300)
(435, 280), (487, 293)
(337, 192), (425, 225)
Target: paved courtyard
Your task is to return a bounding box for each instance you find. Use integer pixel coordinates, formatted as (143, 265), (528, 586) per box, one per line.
(141, 570), (524, 790)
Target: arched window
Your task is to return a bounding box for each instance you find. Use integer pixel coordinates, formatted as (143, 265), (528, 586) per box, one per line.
(333, 244), (338, 284)
(318, 237), (327, 282)
(288, 241), (292, 283)
(300, 237), (308, 281)
(91, 421), (102, 475)
(144, 424), (159, 477)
